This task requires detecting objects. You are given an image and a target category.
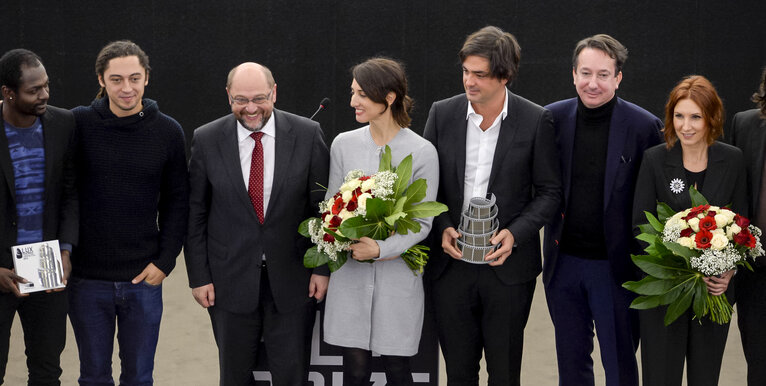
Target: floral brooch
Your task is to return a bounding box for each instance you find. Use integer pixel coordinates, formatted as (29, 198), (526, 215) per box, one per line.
(669, 178), (685, 194)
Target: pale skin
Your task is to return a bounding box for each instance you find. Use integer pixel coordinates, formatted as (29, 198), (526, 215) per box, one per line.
(191, 63), (328, 308)
(441, 56), (516, 266)
(675, 97), (734, 294)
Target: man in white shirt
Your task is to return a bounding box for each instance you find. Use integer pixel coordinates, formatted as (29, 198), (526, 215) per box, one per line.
(423, 26), (561, 385)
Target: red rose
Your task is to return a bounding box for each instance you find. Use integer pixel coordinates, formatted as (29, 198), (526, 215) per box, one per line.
(359, 176), (370, 181)
(735, 215), (751, 228)
(346, 199), (358, 212)
(680, 228), (693, 237)
(699, 216), (717, 231)
(707, 210), (717, 217)
(695, 230), (713, 249)
(331, 197), (344, 215)
(329, 215), (342, 228)
(323, 233), (335, 243)
(354, 187), (362, 196)
(734, 229), (756, 248)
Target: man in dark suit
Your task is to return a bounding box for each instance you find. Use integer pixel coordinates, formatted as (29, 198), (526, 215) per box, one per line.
(423, 26), (561, 385)
(726, 67), (766, 386)
(0, 49), (77, 385)
(186, 62), (329, 386)
(542, 35), (662, 386)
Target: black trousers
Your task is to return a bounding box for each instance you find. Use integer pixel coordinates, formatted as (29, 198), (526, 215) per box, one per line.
(0, 290), (67, 386)
(208, 265), (315, 386)
(639, 306), (729, 386)
(736, 267), (766, 386)
(430, 260), (536, 386)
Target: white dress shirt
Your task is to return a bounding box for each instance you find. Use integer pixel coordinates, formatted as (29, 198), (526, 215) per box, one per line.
(237, 116), (276, 219)
(462, 89), (509, 212)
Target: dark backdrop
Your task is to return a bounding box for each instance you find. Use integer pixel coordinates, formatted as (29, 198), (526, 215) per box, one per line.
(1, 0), (764, 146)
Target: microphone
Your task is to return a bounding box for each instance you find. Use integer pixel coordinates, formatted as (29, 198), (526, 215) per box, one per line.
(309, 97), (331, 120)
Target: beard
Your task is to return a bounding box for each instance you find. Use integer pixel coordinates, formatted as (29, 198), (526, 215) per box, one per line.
(238, 110), (272, 132)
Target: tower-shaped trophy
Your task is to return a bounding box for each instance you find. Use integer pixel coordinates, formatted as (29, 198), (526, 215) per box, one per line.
(456, 193), (500, 263)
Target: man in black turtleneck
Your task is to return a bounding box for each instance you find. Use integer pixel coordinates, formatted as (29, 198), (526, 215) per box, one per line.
(542, 35), (662, 386)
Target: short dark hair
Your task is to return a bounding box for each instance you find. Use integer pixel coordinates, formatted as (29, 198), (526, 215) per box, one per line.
(459, 26), (521, 83)
(352, 57), (413, 128)
(663, 75), (724, 148)
(0, 49), (43, 93)
(94, 40), (150, 98)
(752, 67), (766, 117)
(572, 34), (628, 74)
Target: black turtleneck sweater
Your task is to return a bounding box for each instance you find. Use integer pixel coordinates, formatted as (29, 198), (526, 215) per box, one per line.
(71, 97), (189, 281)
(560, 96), (616, 260)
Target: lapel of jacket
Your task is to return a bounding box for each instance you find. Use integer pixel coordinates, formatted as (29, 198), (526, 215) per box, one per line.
(701, 142), (728, 204)
(558, 100), (578, 204)
(265, 110), (295, 223)
(450, 98), (468, 195)
(487, 91), (518, 190)
(663, 144), (692, 209)
(603, 98), (629, 210)
(751, 119), (766, 211)
(217, 115), (259, 221)
(0, 113), (16, 202)
(41, 109), (59, 197)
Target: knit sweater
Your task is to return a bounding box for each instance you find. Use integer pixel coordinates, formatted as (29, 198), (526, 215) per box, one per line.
(71, 97), (189, 281)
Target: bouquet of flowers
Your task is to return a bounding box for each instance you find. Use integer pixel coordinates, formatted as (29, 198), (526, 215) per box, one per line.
(299, 146), (448, 275)
(624, 187), (763, 325)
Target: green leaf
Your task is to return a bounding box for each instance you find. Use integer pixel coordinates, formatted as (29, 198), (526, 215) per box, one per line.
(664, 284), (695, 326)
(638, 223), (659, 235)
(392, 155), (413, 198)
(636, 233), (658, 245)
(631, 254), (685, 279)
(378, 145), (393, 172)
(622, 276), (678, 296)
(298, 218), (315, 238)
(385, 212), (407, 226)
(692, 277), (708, 319)
(303, 246), (329, 268)
(663, 241), (696, 260)
(328, 252), (347, 272)
(657, 202), (676, 222)
(657, 284), (685, 305)
(630, 295), (663, 310)
(323, 227), (350, 242)
(403, 179), (428, 206)
(645, 211), (664, 232)
(689, 186), (709, 207)
(364, 198), (392, 222)
(405, 201), (449, 219)
(339, 216), (384, 239)
(395, 217), (421, 235)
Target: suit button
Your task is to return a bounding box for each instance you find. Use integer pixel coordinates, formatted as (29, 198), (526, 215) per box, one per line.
(11, 221), (16, 227)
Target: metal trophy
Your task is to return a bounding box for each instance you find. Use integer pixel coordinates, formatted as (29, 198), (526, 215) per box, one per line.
(456, 193), (500, 264)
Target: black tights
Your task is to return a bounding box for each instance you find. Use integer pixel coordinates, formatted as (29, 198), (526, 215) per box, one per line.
(342, 347), (413, 386)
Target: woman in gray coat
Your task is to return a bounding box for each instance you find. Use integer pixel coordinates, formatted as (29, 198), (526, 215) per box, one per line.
(322, 57), (439, 386)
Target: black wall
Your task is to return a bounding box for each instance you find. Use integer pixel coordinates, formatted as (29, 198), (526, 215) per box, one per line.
(2, 0), (764, 146)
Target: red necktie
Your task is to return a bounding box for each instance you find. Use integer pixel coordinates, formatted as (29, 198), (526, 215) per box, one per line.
(248, 132), (264, 224)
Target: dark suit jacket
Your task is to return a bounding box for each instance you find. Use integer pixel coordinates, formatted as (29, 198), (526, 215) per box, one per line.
(543, 97), (663, 286)
(423, 92), (562, 285)
(0, 105), (78, 269)
(185, 109), (329, 314)
(632, 142), (748, 229)
(726, 109), (766, 217)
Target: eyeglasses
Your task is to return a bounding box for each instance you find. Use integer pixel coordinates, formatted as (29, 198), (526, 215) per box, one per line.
(230, 89), (273, 106)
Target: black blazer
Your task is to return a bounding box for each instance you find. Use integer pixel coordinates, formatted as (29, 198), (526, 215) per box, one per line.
(0, 105), (78, 269)
(543, 97), (663, 286)
(185, 109), (329, 313)
(632, 141), (749, 230)
(726, 109), (766, 217)
(423, 93), (562, 285)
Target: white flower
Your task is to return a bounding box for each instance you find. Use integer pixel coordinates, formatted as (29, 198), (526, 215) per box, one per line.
(677, 236), (695, 249)
(361, 178), (376, 192)
(357, 192), (372, 210)
(691, 245), (742, 276)
(338, 208), (354, 221)
(710, 233), (729, 250)
(727, 224), (742, 239)
(342, 190), (353, 203)
(688, 217), (700, 232)
(371, 171), (397, 198)
(339, 178), (361, 193)
(669, 178), (685, 194)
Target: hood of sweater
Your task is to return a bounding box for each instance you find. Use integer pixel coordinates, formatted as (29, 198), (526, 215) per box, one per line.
(90, 96), (160, 131)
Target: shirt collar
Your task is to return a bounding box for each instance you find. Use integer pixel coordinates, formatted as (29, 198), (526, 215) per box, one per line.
(466, 88), (509, 121)
(237, 112), (276, 143)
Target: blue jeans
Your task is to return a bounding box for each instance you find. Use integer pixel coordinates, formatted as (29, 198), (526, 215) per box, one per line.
(68, 277), (163, 386)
